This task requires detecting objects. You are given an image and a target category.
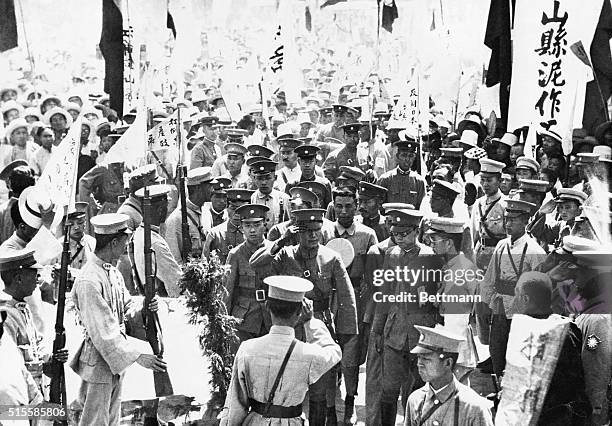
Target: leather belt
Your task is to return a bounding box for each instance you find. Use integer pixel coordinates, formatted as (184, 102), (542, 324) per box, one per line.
(235, 287), (266, 301)
(248, 398), (302, 418)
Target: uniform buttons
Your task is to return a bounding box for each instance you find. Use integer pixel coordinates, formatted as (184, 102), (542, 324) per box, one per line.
(433, 399), (440, 405)
(433, 421), (440, 426)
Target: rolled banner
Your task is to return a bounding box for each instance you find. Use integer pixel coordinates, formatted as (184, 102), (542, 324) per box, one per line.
(325, 238), (355, 268)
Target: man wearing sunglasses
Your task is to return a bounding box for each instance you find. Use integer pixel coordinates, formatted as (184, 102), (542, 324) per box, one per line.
(371, 205), (443, 425)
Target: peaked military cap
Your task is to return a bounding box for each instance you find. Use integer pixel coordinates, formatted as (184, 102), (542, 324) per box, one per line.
(505, 199), (536, 217)
(247, 144), (275, 158)
(226, 188), (254, 202)
(358, 182), (388, 199)
(235, 204), (269, 222)
(278, 138), (303, 150)
(425, 217), (464, 235)
(555, 188), (587, 204)
(225, 143), (248, 156)
(294, 144), (320, 158)
(134, 184), (171, 200)
(293, 208), (326, 224)
(250, 159), (277, 175)
(212, 177), (232, 194)
(515, 156), (540, 172)
(411, 325), (465, 354)
(265, 275), (313, 302)
(91, 213), (131, 235)
(431, 179), (460, 198)
(187, 167), (216, 185)
(0, 249), (41, 272)
(289, 187), (318, 207)
(341, 122), (361, 134)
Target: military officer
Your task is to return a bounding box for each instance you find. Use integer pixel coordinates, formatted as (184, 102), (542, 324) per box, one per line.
(371, 206), (442, 425)
(0, 249), (69, 389)
(376, 136), (427, 209)
(316, 103), (358, 143)
(249, 208), (358, 425)
(59, 201), (96, 270)
(164, 167), (216, 262)
(285, 144), (333, 209)
(132, 185), (181, 298)
(116, 164), (158, 231)
(357, 181), (389, 242)
(267, 186), (334, 246)
(219, 276), (341, 425)
(331, 185), (378, 424)
(218, 143), (250, 189)
(249, 159), (290, 234)
(470, 158), (507, 344)
(325, 166), (366, 221)
(404, 325), (493, 426)
(223, 204), (273, 344)
(323, 122), (368, 184)
(78, 161), (125, 216)
(514, 156), (540, 182)
(203, 188), (253, 263)
(189, 116), (221, 169)
(201, 177), (230, 229)
(275, 138), (303, 192)
(480, 199), (547, 376)
(70, 214), (166, 426)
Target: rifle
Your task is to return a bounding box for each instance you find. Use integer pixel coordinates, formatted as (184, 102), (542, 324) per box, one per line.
(48, 221), (70, 425)
(176, 107), (191, 262)
(279, 198), (285, 223)
(142, 185), (174, 396)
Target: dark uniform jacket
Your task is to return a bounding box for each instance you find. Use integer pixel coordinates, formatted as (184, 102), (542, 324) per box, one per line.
(377, 167), (426, 209)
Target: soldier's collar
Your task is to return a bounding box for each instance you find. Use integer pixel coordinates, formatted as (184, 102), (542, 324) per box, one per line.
(335, 221), (355, 236)
(486, 190), (503, 203)
(427, 377), (458, 402)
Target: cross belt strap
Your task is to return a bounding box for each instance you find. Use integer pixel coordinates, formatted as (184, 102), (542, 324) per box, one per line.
(417, 389), (459, 426)
(261, 339), (298, 417)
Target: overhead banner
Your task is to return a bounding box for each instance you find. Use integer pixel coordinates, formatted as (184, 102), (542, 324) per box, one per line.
(388, 70), (430, 132)
(507, 0), (602, 154)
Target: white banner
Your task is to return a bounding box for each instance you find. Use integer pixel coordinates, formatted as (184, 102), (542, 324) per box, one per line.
(147, 113), (179, 152)
(507, 0), (602, 154)
(36, 117), (83, 225)
(388, 70), (429, 131)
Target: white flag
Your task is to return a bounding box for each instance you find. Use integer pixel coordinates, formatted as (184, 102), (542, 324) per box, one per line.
(105, 108), (147, 168)
(507, 0), (602, 148)
(388, 70), (429, 132)
(147, 112), (179, 152)
(36, 117), (83, 226)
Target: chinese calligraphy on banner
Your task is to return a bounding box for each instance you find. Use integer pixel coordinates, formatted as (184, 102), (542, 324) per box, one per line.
(495, 314), (570, 426)
(147, 113), (180, 152)
(37, 117), (83, 225)
(507, 0), (602, 154)
(388, 70), (429, 131)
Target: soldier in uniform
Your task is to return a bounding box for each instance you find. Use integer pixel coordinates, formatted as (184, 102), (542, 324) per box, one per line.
(514, 156), (540, 182)
(479, 199), (546, 376)
(70, 214), (167, 426)
(0, 160), (34, 242)
(331, 185), (378, 424)
(249, 208), (358, 425)
(357, 181), (389, 242)
(223, 204), (273, 344)
(57, 201), (96, 270)
(316, 104), (357, 143)
(404, 325), (493, 426)
(323, 122), (368, 184)
(116, 164), (159, 231)
(201, 177), (230, 230)
(203, 188), (253, 263)
(164, 167), (216, 262)
(78, 161), (125, 216)
(275, 138), (303, 192)
(249, 159), (290, 234)
(325, 166), (365, 221)
(0, 249), (69, 390)
(470, 158), (507, 345)
(132, 185), (181, 298)
(376, 137), (427, 209)
(371, 206), (441, 425)
(189, 116), (221, 169)
(218, 143), (250, 189)
(267, 186), (334, 246)
(219, 276), (341, 425)
(285, 144), (333, 209)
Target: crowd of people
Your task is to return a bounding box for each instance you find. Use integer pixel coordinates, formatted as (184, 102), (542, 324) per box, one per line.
(0, 43), (611, 426)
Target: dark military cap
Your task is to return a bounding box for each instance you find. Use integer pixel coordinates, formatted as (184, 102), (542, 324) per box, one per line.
(199, 116), (219, 127)
(319, 106), (333, 116)
(0, 160), (29, 181)
(278, 138), (303, 150)
(250, 159), (277, 175)
(246, 156), (271, 167)
(332, 104), (359, 116)
(294, 144), (320, 158)
(235, 203), (269, 222)
(293, 208), (326, 224)
(297, 181), (327, 202)
(431, 179), (460, 198)
(440, 147), (463, 159)
(225, 143), (248, 156)
(212, 177), (232, 194)
(289, 187), (318, 207)
(358, 182), (388, 199)
(505, 199), (536, 217)
(247, 144), (275, 158)
(0, 249), (41, 272)
(226, 188), (254, 202)
(341, 122), (362, 134)
(67, 201), (89, 220)
(338, 166), (366, 181)
(393, 140), (419, 152)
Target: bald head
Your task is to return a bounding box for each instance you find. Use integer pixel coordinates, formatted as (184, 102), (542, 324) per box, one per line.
(515, 271), (553, 315)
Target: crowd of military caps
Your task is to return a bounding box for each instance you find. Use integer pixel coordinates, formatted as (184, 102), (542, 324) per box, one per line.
(0, 75), (611, 426)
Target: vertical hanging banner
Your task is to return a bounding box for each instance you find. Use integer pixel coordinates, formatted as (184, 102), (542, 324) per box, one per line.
(507, 0), (603, 154)
(122, 26), (139, 115)
(147, 112), (179, 152)
(388, 70), (429, 132)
